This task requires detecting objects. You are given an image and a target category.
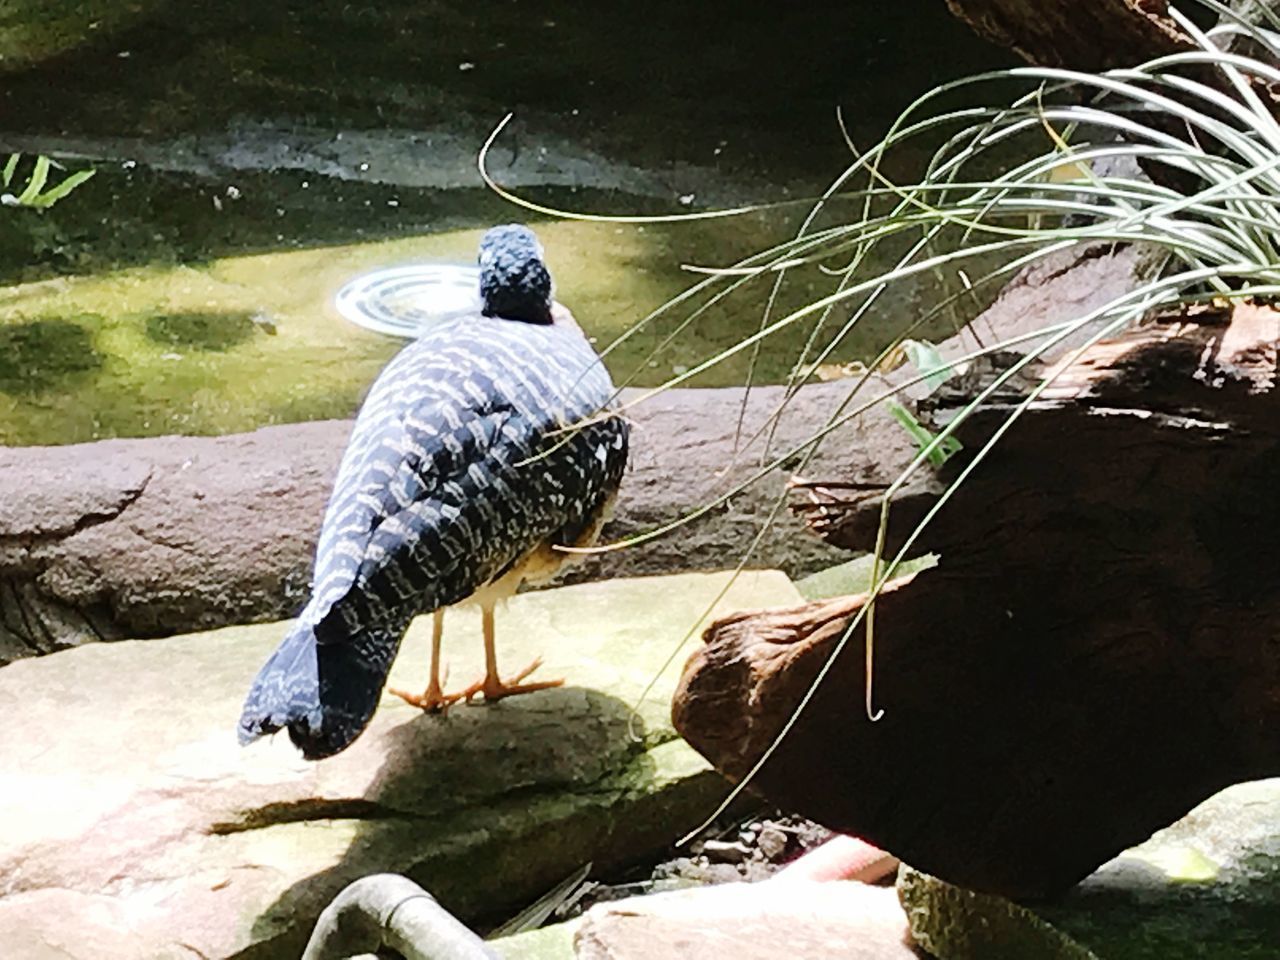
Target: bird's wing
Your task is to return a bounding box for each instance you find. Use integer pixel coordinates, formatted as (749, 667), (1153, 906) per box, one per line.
(304, 324), (623, 641)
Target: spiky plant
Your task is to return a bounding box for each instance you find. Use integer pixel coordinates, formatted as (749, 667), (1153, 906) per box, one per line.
(2, 153), (95, 209)
(482, 0), (1280, 824)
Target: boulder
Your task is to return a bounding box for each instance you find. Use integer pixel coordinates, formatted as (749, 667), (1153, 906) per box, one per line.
(0, 569), (801, 960)
(0, 384), (854, 663)
(901, 778), (1280, 959)
(571, 880), (923, 960)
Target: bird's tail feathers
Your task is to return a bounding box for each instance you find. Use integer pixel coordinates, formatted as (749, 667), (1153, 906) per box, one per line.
(238, 616), (404, 760)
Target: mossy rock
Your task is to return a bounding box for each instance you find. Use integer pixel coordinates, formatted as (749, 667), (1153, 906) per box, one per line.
(900, 779), (1280, 959)
(0, 569), (802, 959)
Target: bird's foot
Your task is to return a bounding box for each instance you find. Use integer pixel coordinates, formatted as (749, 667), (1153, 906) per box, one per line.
(466, 657), (565, 704)
(388, 680), (470, 715)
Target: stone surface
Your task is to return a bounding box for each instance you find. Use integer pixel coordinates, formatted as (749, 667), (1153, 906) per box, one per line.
(0, 420), (339, 659)
(0, 569), (801, 960)
(0, 384), (857, 663)
(901, 779), (1280, 959)
(492, 921), (579, 960)
(572, 879), (924, 960)
(677, 306), (1280, 899)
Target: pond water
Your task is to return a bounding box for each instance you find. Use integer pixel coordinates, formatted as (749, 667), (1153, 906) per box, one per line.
(0, 0), (1011, 446)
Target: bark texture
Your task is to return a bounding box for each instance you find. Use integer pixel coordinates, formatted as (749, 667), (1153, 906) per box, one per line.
(943, 0), (1192, 69)
(673, 303), (1280, 899)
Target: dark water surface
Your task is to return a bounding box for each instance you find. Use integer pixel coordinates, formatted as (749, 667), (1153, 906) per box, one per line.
(0, 0), (1011, 445)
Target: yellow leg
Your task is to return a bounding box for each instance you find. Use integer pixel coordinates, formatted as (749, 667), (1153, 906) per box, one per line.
(470, 600), (564, 703)
(391, 604), (562, 711)
(389, 609), (468, 713)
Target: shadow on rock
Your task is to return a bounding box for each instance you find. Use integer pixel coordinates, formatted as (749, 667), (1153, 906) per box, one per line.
(240, 685), (658, 958)
(0, 316), (103, 393)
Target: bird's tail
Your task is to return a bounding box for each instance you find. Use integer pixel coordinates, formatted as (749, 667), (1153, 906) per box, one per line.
(237, 616), (405, 760)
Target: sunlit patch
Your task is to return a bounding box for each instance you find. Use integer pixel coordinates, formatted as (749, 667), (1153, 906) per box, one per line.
(334, 264), (481, 338)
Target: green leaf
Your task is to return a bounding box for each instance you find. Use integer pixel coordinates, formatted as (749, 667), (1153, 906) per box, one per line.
(1, 153), (18, 189)
(14, 155), (50, 206)
(886, 399), (962, 468)
(29, 168), (95, 208)
(901, 338), (962, 393)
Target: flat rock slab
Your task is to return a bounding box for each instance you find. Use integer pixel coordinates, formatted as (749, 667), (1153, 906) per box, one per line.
(571, 879), (924, 960)
(902, 778), (1280, 959)
(0, 570), (800, 960)
(0, 383), (856, 662)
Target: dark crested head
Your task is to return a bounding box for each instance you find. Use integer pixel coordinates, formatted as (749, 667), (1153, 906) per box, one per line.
(478, 224), (553, 324)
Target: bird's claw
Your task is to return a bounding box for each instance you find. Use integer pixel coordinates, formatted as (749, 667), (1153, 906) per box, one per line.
(467, 657), (565, 704)
(391, 658), (564, 712)
(388, 681), (469, 715)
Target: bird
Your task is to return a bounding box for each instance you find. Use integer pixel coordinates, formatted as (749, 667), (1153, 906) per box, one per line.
(238, 224), (629, 759)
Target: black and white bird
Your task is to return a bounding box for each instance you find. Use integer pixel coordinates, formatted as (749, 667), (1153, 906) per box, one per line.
(238, 224), (629, 759)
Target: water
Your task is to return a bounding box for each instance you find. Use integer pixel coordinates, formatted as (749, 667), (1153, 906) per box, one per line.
(0, 0), (1011, 446)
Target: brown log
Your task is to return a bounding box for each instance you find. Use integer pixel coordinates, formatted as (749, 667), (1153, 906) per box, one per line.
(673, 302), (1280, 900)
(943, 0), (1192, 70)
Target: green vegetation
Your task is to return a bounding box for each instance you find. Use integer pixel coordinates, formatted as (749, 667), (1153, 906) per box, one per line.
(0, 187), (929, 445)
(2, 154), (95, 209)
(570, 0), (1280, 830)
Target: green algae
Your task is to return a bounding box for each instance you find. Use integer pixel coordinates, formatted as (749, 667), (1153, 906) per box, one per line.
(0, 196), (932, 445)
(900, 781), (1280, 960)
(0, 0), (167, 72)
(0, 0), (1014, 448)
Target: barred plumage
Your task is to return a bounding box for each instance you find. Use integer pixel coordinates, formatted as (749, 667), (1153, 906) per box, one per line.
(239, 225), (628, 758)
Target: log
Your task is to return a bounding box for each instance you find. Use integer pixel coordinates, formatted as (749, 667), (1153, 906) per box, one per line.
(943, 0), (1192, 70)
(672, 302), (1280, 900)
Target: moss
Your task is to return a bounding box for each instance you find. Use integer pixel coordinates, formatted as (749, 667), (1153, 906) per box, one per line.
(0, 0), (167, 71)
(0, 315), (103, 393)
(900, 781), (1280, 959)
(0, 201), (942, 445)
(492, 921), (579, 960)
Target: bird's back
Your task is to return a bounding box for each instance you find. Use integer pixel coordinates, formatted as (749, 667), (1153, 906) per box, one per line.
(311, 312), (623, 628)
(239, 310), (627, 756)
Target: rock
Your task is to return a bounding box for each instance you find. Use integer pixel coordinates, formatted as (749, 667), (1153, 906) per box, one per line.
(0, 384), (857, 663)
(493, 921), (580, 960)
(755, 825), (790, 862)
(0, 570), (801, 960)
(774, 836), (899, 886)
(675, 306), (1280, 899)
(900, 778), (1280, 959)
(0, 420), (341, 661)
(699, 840), (752, 864)
(789, 239), (1165, 558)
(572, 879), (924, 960)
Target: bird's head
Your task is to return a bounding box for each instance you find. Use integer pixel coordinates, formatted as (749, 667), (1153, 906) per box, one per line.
(478, 224), (554, 325)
